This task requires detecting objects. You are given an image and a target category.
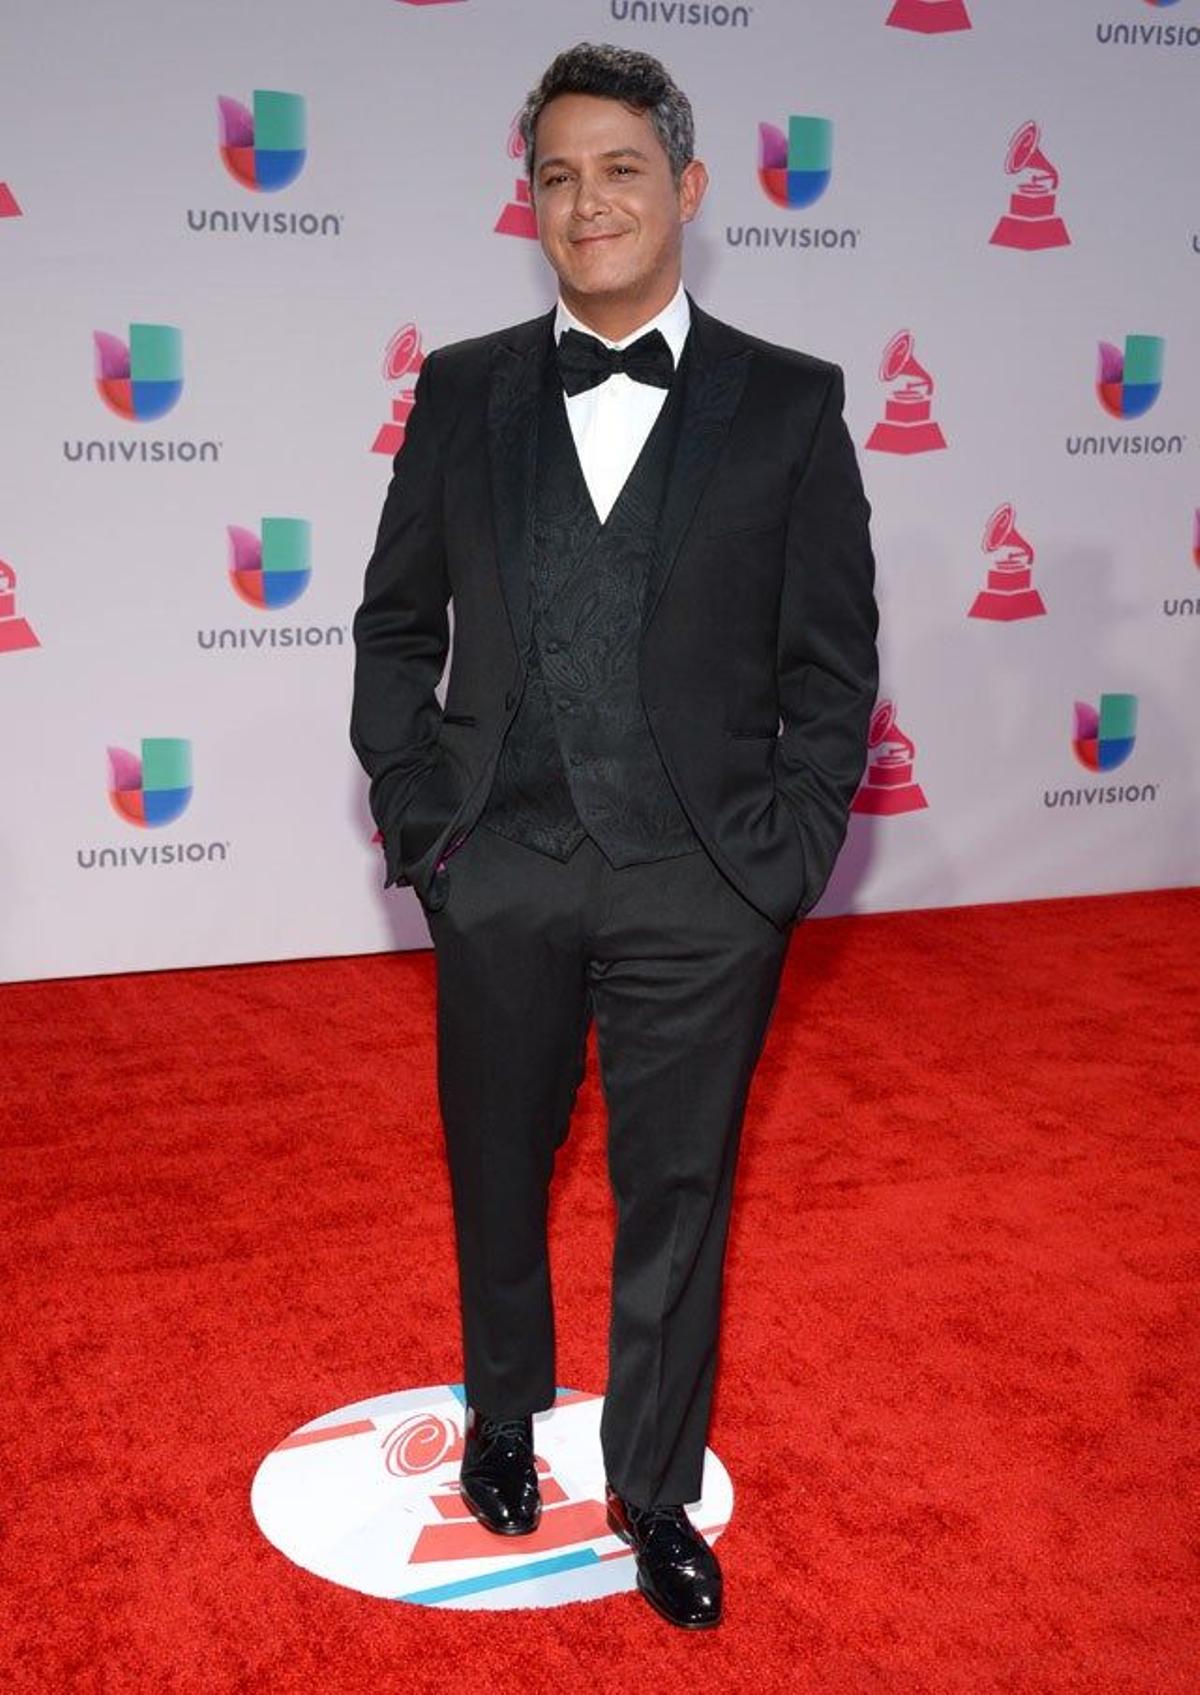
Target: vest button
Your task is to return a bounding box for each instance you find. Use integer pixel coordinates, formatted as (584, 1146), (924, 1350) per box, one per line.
(545, 639), (561, 654)
(569, 752), (584, 767)
(556, 697), (572, 713)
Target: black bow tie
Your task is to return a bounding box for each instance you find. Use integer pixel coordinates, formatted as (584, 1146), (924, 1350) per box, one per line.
(556, 326), (675, 397)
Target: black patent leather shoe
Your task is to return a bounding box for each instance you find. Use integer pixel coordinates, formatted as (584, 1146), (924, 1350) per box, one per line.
(606, 1484), (723, 1629)
(458, 1407), (541, 1535)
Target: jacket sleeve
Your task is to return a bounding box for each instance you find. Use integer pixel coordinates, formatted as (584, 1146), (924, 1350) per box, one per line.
(774, 364), (879, 916)
(349, 351), (451, 886)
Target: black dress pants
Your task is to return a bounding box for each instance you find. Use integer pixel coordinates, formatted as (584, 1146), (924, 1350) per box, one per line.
(425, 822), (792, 1508)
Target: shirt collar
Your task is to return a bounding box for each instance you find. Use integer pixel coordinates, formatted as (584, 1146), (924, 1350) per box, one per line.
(554, 280), (690, 369)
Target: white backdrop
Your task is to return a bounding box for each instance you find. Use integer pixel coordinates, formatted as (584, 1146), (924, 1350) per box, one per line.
(1, 0), (1197, 983)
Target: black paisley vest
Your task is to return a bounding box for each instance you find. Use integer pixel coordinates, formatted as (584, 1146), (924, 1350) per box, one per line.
(479, 346), (700, 864)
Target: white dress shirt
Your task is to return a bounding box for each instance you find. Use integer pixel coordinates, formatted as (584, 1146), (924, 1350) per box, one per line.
(553, 281), (691, 523)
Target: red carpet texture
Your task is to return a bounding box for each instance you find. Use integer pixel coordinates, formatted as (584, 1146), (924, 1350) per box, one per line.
(4, 888), (1198, 1694)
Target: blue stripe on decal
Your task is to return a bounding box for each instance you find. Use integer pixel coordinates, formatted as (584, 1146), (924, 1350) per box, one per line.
(396, 1547), (600, 1604)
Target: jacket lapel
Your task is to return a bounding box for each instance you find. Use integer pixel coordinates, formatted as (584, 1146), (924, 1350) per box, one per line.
(642, 296), (752, 632)
(486, 312), (553, 657)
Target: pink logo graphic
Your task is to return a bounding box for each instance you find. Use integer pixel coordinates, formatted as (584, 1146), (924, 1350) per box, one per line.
(495, 111), (537, 239)
(853, 700), (929, 815)
(990, 121), (1070, 251)
(865, 330), (947, 454)
(0, 558), (39, 653)
(371, 323), (425, 455)
(377, 1403), (610, 1567)
(970, 503), (1047, 621)
(887, 0), (971, 32)
(0, 182), (21, 218)
(1194, 509), (1200, 569)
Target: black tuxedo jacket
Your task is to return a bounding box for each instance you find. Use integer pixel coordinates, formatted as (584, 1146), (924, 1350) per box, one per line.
(350, 295), (879, 929)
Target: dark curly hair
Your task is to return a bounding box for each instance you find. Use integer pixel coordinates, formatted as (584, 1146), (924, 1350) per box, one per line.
(519, 42), (695, 185)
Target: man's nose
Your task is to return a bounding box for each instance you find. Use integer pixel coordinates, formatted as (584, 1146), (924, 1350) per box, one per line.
(572, 173), (612, 219)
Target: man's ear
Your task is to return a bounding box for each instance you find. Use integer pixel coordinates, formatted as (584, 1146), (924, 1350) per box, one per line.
(678, 158), (709, 226)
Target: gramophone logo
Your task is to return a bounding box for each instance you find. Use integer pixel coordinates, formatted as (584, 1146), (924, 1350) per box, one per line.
(990, 121), (1070, 251)
(0, 558), (39, 653)
(108, 738), (193, 828)
(1097, 335), (1163, 419)
(1195, 507), (1200, 567)
(218, 91), (306, 192)
(372, 323), (426, 455)
(228, 518), (311, 609)
(1072, 695), (1137, 772)
(495, 111), (537, 239)
(0, 182), (21, 217)
(852, 700), (928, 815)
(970, 504), (1046, 621)
(94, 324), (184, 422)
(757, 118), (832, 211)
(887, 0), (972, 32)
(865, 330), (947, 454)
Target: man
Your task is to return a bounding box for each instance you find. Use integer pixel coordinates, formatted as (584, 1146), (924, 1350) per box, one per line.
(351, 43), (878, 1629)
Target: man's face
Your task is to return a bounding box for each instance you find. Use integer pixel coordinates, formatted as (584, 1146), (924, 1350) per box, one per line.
(531, 93), (707, 312)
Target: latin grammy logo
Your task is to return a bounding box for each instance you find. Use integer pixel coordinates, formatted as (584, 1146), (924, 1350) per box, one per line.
(1194, 508), (1200, 569)
(371, 322), (425, 455)
(0, 559), (39, 653)
(852, 700), (928, 815)
(990, 121), (1070, 251)
(970, 503), (1047, 621)
(0, 181), (21, 217)
(886, 0), (971, 33)
(865, 330), (948, 455)
(495, 110), (538, 240)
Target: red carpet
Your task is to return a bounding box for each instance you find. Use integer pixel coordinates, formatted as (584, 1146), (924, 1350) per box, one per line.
(5, 888), (1198, 1692)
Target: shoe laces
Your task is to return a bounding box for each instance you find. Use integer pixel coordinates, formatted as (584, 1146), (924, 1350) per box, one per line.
(478, 1415), (531, 1451)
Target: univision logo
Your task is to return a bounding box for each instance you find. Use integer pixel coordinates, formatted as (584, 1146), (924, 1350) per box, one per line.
(758, 117), (831, 209)
(1065, 334), (1184, 457)
(1096, 0), (1200, 48)
(219, 90), (306, 192)
(76, 737), (230, 869)
(187, 90), (343, 238)
(1097, 334), (1162, 418)
(197, 517), (347, 652)
(1161, 509), (1200, 618)
(229, 517), (311, 608)
(727, 116), (859, 252)
(95, 323), (182, 422)
(108, 737), (193, 826)
(1043, 694), (1158, 809)
(607, 2), (752, 24)
(63, 321), (221, 465)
